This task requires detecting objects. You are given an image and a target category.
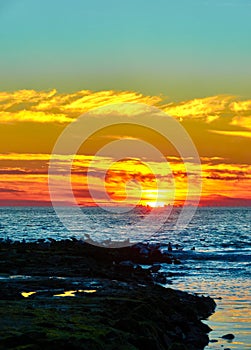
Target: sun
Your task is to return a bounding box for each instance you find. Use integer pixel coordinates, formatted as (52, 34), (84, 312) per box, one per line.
(146, 201), (165, 208)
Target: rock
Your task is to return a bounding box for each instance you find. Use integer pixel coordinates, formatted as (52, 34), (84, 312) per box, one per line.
(221, 333), (235, 340)
(168, 343), (188, 350)
(149, 247), (163, 260)
(139, 247), (149, 255)
(0, 239), (216, 350)
(154, 273), (167, 284)
(168, 242), (173, 251)
(119, 260), (134, 267)
(149, 264), (161, 273)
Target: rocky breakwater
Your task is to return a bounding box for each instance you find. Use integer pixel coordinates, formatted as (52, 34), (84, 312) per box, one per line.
(0, 239), (216, 350)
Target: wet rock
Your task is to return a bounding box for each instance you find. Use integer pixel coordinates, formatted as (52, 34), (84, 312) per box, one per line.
(139, 247), (150, 255)
(154, 272), (167, 284)
(149, 264), (161, 273)
(119, 260), (135, 267)
(168, 343), (188, 350)
(0, 240), (216, 350)
(221, 333), (235, 340)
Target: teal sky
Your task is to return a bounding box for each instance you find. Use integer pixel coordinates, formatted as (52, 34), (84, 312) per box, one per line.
(1, 0), (251, 100)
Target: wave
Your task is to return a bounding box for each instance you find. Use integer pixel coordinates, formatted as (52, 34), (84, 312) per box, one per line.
(164, 249), (251, 262)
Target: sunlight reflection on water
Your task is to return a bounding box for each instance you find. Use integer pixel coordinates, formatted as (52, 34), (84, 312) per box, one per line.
(168, 278), (251, 349)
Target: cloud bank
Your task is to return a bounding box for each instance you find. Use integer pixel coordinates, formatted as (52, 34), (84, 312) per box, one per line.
(0, 89), (250, 139)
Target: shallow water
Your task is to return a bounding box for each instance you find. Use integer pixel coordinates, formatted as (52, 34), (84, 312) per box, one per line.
(205, 297), (251, 349)
(167, 277), (251, 349)
(0, 206), (250, 348)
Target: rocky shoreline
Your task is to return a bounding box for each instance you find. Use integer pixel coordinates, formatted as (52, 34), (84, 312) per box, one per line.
(0, 239), (216, 350)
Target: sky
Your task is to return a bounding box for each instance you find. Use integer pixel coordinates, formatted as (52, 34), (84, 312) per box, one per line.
(0, 0), (251, 206)
(1, 0), (251, 99)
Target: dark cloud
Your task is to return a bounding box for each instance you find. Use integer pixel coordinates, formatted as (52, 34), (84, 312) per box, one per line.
(0, 187), (24, 193)
(204, 168), (251, 181)
(0, 169), (48, 175)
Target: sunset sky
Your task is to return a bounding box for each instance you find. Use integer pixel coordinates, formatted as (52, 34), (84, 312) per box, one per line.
(0, 0), (251, 206)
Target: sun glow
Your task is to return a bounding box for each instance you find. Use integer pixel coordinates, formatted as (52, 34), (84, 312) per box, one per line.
(146, 201), (165, 208)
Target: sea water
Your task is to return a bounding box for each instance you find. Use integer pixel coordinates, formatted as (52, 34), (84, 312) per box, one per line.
(0, 206), (250, 349)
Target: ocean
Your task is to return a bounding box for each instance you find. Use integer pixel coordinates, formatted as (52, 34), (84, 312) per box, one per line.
(0, 206), (250, 349)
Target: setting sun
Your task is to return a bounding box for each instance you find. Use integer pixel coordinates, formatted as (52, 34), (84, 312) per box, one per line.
(146, 201), (165, 208)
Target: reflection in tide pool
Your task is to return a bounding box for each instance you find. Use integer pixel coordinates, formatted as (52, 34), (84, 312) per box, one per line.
(54, 290), (77, 297)
(54, 289), (97, 297)
(21, 291), (36, 298)
(20, 289), (97, 298)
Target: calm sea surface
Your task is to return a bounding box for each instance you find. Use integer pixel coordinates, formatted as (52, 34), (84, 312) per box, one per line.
(0, 206), (250, 349)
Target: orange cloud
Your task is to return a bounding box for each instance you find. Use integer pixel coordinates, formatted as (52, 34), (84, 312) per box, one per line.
(1, 89), (251, 135)
(231, 116), (251, 130)
(0, 110), (72, 124)
(230, 100), (251, 112)
(209, 130), (251, 138)
(163, 95), (234, 121)
(0, 153), (250, 206)
(0, 89), (162, 124)
(61, 90), (162, 113)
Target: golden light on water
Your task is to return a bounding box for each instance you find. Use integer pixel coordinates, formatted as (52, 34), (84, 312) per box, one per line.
(21, 291), (36, 298)
(54, 290), (97, 297)
(21, 290), (98, 298)
(54, 290), (76, 297)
